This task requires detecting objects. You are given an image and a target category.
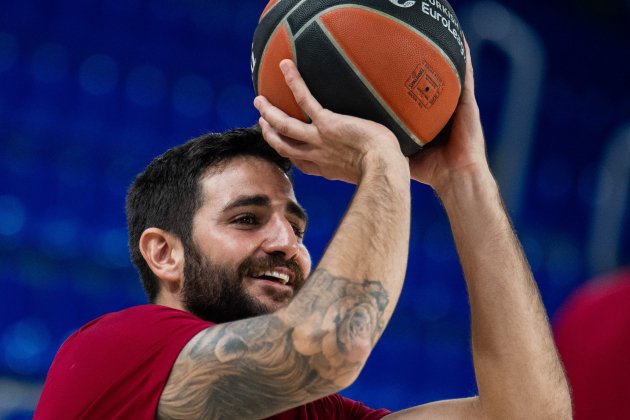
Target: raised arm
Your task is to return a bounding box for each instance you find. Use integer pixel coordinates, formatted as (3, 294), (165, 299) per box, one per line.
(157, 60), (410, 419)
(387, 43), (572, 419)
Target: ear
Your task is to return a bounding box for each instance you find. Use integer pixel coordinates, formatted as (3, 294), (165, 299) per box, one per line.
(139, 228), (185, 293)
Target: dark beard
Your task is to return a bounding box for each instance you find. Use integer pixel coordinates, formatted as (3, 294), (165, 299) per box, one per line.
(181, 243), (305, 323)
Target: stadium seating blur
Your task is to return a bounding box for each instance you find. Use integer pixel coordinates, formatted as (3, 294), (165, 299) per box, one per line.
(0, 0), (628, 417)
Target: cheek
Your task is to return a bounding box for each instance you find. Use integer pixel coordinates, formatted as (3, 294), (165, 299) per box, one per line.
(298, 244), (312, 277)
(197, 232), (259, 266)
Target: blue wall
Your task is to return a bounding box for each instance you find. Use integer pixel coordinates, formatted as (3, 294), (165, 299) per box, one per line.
(0, 0), (628, 416)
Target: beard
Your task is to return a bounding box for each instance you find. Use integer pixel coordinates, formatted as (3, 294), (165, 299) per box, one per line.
(181, 243), (305, 323)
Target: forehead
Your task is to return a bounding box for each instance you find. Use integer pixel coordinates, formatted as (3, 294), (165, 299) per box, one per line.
(199, 156), (296, 206)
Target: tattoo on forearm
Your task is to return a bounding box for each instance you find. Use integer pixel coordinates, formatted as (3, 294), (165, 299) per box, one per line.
(158, 269), (389, 419)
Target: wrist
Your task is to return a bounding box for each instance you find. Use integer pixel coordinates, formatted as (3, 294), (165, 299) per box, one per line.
(434, 165), (498, 205)
(360, 149), (410, 183)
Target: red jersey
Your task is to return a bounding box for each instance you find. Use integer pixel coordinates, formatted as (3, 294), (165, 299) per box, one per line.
(554, 268), (630, 420)
(35, 304), (390, 419)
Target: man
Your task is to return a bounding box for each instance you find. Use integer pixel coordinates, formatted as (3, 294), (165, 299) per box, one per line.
(35, 45), (571, 419)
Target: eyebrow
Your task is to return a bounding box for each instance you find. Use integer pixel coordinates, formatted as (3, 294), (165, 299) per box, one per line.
(222, 194), (308, 225)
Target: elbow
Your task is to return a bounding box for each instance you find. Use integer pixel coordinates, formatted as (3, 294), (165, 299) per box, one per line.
(333, 344), (372, 390)
(318, 335), (372, 391)
(327, 312), (377, 389)
(296, 326), (372, 392)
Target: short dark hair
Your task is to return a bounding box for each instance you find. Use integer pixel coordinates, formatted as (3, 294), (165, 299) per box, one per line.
(125, 126), (292, 302)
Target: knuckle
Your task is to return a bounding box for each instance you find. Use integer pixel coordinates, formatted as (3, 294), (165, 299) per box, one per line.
(274, 142), (291, 158)
(294, 93), (309, 108)
(276, 121), (291, 135)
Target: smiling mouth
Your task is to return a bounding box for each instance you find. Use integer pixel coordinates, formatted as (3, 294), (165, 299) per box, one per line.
(251, 270), (291, 285)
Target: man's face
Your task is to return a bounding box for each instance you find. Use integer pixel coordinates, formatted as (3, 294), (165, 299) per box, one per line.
(181, 156), (311, 323)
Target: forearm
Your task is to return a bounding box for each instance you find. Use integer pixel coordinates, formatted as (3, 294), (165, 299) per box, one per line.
(281, 153), (411, 385)
(318, 153), (410, 308)
(438, 168), (571, 419)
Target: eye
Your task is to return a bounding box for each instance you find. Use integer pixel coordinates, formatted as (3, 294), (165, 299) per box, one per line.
(232, 214), (258, 226)
(291, 223), (305, 239)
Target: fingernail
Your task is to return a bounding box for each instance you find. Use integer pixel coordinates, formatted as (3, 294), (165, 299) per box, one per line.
(253, 97), (261, 108)
(279, 60), (290, 73)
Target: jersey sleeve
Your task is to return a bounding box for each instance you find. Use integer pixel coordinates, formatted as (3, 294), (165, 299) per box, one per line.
(334, 393), (391, 419)
(264, 392), (391, 419)
(35, 304), (212, 420)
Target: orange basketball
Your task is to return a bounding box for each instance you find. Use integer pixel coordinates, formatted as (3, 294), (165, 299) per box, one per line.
(251, 0), (466, 156)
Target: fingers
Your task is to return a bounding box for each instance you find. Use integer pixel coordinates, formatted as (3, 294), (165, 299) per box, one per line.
(254, 95), (313, 141)
(462, 38), (475, 93)
(258, 116), (314, 161)
(253, 59), (326, 163)
(253, 59), (325, 142)
(258, 116), (322, 176)
(279, 59), (324, 121)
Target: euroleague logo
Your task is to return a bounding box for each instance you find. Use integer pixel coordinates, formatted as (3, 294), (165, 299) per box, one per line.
(388, 0), (416, 7)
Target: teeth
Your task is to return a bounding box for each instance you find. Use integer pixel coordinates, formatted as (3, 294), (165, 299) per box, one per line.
(263, 270), (290, 285)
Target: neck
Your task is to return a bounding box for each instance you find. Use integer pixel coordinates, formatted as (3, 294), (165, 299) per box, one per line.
(154, 292), (187, 312)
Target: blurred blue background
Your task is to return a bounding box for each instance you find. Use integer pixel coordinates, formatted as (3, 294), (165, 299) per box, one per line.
(0, 0), (629, 416)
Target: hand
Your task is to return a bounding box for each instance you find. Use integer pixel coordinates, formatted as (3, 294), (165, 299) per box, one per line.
(254, 60), (405, 184)
(408, 41), (491, 193)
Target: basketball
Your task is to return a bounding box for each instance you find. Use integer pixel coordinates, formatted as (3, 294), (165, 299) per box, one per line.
(251, 0), (467, 156)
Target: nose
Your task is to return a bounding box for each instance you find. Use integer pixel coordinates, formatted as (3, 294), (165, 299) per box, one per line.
(260, 215), (300, 260)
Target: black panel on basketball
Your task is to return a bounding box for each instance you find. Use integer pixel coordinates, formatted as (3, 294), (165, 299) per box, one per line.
(295, 23), (420, 156)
